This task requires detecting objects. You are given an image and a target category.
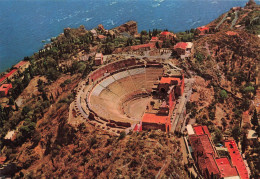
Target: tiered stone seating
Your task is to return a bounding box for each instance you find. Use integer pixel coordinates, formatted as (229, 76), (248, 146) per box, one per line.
(145, 67), (163, 89)
(87, 66), (164, 132)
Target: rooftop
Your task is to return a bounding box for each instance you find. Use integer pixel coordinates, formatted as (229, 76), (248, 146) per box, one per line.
(247, 130), (258, 139)
(226, 31), (239, 36)
(192, 125), (212, 138)
(13, 60), (29, 69)
(95, 53), (103, 58)
(174, 42), (188, 50)
(225, 140), (249, 179)
(160, 77), (181, 84)
(197, 26), (209, 32)
(142, 113), (168, 124)
(160, 31), (174, 36)
(98, 35), (106, 39)
(130, 43), (154, 50)
(215, 158), (239, 178)
(151, 36), (158, 41)
(0, 69), (17, 84)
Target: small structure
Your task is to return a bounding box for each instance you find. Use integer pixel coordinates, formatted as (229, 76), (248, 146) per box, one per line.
(0, 84), (12, 97)
(226, 31), (239, 36)
(95, 53), (103, 66)
(90, 29), (98, 39)
(196, 26), (210, 36)
(159, 31), (176, 41)
(98, 35), (107, 42)
(247, 130), (258, 140)
(4, 130), (15, 141)
(173, 42), (193, 58)
(149, 36), (163, 48)
(130, 43), (155, 51)
(231, 7), (242, 12)
(98, 24), (105, 31)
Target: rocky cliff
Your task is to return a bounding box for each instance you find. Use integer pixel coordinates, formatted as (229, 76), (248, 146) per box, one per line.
(112, 20), (138, 36)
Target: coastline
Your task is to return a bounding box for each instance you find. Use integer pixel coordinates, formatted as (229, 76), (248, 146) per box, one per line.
(0, 0), (251, 73)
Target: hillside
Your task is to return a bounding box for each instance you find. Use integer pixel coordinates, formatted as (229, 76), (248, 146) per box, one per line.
(208, 1), (260, 34)
(0, 2), (259, 178)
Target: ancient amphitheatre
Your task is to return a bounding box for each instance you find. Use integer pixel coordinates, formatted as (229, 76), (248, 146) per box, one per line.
(70, 57), (186, 135)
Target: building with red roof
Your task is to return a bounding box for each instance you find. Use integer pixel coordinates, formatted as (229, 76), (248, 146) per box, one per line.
(188, 125), (240, 179)
(0, 60), (30, 86)
(173, 42), (193, 58)
(141, 74), (184, 132)
(215, 158), (240, 178)
(225, 140), (249, 179)
(0, 69), (17, 86)
(196, 26), (210, 36)
(130, 43), (155, 51)
(226, 31), (239, 36)
(0, 84), (12, 97)
(98, 35), (107, 41)
(149, 36), (163, 48)
(159, 31), (176, 41)
(13, 60), (29, 69)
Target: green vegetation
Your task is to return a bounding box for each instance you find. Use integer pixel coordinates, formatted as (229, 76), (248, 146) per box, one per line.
(219, 90), (228, 102)
(244, 10), (260, 34)
(176, 30), (195, 42)
(251, 109), (258, 128)
(194, 52), (204, 63)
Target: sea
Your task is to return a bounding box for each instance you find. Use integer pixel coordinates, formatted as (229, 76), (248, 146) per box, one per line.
(0, 0), (256, 72)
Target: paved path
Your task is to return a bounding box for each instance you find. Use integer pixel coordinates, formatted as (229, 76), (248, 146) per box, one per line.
(231, 11), (238, 29)
(216, 13), (228, 29)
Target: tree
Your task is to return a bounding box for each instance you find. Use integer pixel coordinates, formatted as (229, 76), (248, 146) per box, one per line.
(219, 90), (228, 102)
(221, 118), (227, 129)
(232, 125), (241, 143)
(241, 132), (248, 153)
(251, 109), (258, 128)
(256, 126), (260, 136)
(214, 128), (223, 144)
(195, 52), (204, 63)
(22, 106), (31, 116)
(8, 97), (14, 105)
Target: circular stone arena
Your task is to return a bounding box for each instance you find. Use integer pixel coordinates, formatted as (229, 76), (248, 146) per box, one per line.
(74, 58), (172, 134)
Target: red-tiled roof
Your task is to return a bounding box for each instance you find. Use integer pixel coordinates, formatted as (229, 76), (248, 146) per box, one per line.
(161, 31), (174, 36)
(197, 26), (209, 32)
(192, 125), (212, 138)
(0, 156), (6, 165)
(0, 76), (6, 84)
(225, 140), (249, 179)
(202, 126), (211, 138)
(189, 134), (220, 177)
(142, 113), (168, 124)
(216, 157), (239, 178)
(6, 69), (17, 78)
(0, 84), (12, 96)
(131, 43), (154, 50)
(152, 36), (157, 40)
(13, 60), (29, 69)
(193, 126), (204, 135)
(98, 35), (106, 39)
(160, 77), (181, 84)
(174, 42), (188, 50)
(226, 31), (239, 36)
(0, 69), (18, 84)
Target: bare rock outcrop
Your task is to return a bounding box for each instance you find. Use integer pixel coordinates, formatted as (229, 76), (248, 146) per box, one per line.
(112, 21), (138, 36)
